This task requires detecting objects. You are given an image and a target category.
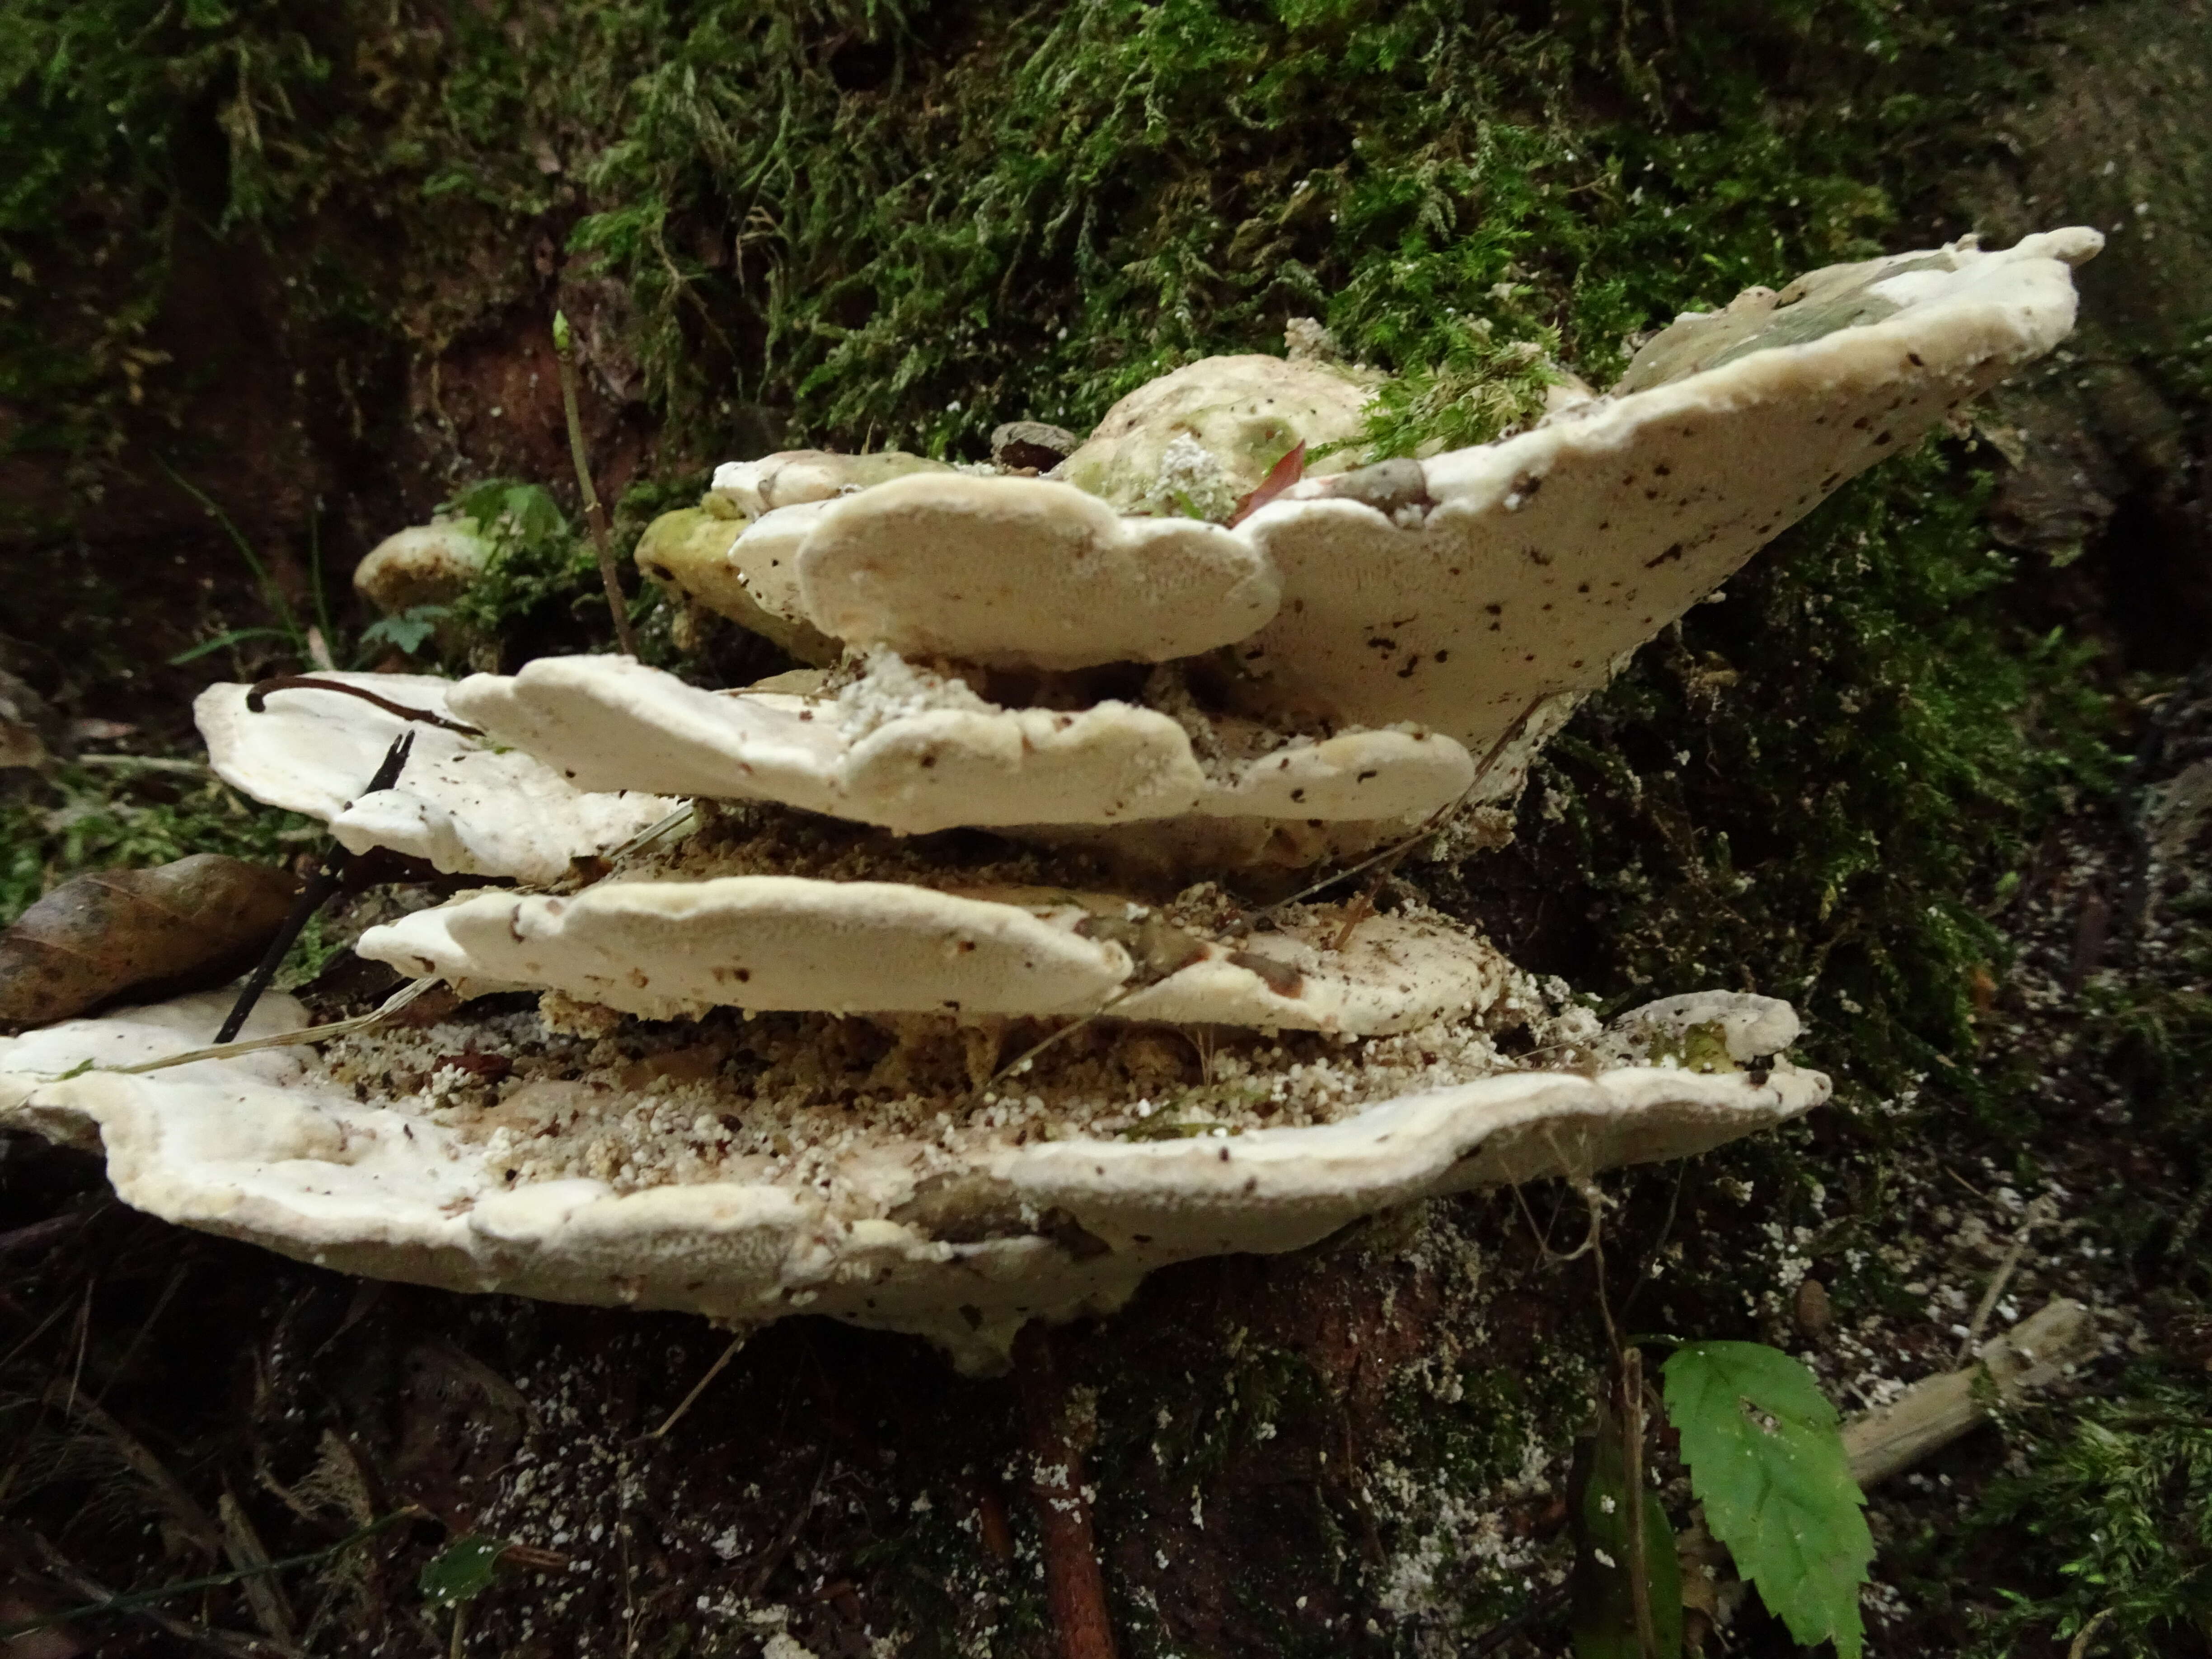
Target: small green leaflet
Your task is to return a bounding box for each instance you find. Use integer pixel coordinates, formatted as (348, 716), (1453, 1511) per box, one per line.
(1570, 1400), (1683, 1659)
(418, 1535), (506, 1611)
(1662, 1341), (1871, 1658)
(358, 605), (450, 658)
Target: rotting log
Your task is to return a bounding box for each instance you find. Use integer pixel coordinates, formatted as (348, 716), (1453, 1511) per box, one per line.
(1843, 1298), (2095, 1487)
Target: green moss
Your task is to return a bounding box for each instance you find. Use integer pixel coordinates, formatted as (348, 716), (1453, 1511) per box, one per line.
(436, 476), (698, 669)
(1518, 444), (2115, 1111)
(5, 0), (2078, 493)
(0, 764), (311, 927)
(1941, 1364), (2212, 1654)
(1350, 323), (1562, 462)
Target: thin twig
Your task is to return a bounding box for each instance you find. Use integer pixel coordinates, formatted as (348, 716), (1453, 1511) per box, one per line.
(69, 754), (216, 778)
(1618, 1164), (1688, 1326)
(215, 731), (415, 1044)
(744, 1455), (830, 1600)
(3, 1514), (412, 1645)
(95, 1258), (191, 1411)
(0, 1299), (75, 1376)
(89, 977), (443, 1078)
(1954, 1194), (2059, 1366)
(1013, 1322), (1119, 1659)
(46, 1380), (225, 1554)
(1242, 698), (1542, 942)
(1466, 1584), (1573, 1654)
(2067, 1607), (2115, 1659)
(1586, 1187), (1658, 1659)
(1621, 1347), (1659, 1659)
(650, 1329), (749, 1439)
(603, 804), (698, 866)
(246, 677), (481, 736)
(554, 310), (638, 657)
(0, 1212), (87, 1256)
(985, 986), (1141, 1093)
(27, 1531), (271, 1658)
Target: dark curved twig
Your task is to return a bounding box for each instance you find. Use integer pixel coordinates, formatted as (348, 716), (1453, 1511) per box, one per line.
(245, 676), (482, 736)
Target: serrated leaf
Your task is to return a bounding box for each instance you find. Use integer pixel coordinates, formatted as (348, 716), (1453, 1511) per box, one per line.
(418, 1534), (506, 1610)
(1571, 1399), (1683, 1659)
(1662, 1341), (1871, 1658)
(358, 605), (449, 658)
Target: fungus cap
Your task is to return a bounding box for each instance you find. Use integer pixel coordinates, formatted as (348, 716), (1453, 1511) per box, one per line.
(356, 876), (1139, 1021)
(450, 655), (1212, 831)
(355, 875), (1504, 1035)
(352, 520), (491, 616)
(709, 449), (951, 517)
(1231, 229), (2102, 752)
(194, 675), (677, 883)
(631, 507), (841, 664)
(0, 989), (1825, 1372)
(794, 474), (1282, 669)
(450, 655), (1474, 835)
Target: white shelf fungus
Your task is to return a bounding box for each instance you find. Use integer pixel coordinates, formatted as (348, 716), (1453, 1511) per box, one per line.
(1, 989), (1822, 1372)
(1231, 228), (2104, 752)
(445, 654), (1475, 835)
(357, 877), (1138, 1022)
(353, 519), (491, 617)
(0, 230), (2100, 1369)
(194, 674), (678, 884)
(794, 474), (1283, 670)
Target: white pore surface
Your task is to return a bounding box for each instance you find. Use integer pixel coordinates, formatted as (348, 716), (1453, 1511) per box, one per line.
(450, 655), (1475, 835)
(1234, 230), (2101, 754)
(195, 675), (677, 883)
(0, 988), (1826, 1372)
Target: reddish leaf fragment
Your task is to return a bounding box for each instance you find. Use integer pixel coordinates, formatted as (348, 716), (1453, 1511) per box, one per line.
(1228, 440), (1305, 527)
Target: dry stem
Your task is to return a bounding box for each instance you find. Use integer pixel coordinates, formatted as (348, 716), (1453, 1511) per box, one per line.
(1013, 1322), (1119, 1659)
(553, 311), (638, 657)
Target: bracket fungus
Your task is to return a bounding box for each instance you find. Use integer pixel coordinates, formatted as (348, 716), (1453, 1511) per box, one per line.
(0, 230), (2098, 1372)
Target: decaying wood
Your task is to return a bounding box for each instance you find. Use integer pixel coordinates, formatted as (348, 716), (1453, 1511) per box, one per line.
(1843, 1298), (2095, 1487)
(218, 1491), (301, 1655)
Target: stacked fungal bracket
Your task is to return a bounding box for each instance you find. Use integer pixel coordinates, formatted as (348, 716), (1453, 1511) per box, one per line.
(0, 231), (2097, 1370)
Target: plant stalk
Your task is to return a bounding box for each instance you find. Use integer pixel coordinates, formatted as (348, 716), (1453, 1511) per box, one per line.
(1620, 1346), (1660, 1659)
(553, 310), (638, 657)
(1013, 1321), (1119, 1659)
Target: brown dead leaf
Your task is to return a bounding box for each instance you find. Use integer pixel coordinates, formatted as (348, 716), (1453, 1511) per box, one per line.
(1228, 440), (1305, 527)
(0, 854), (300, 1027)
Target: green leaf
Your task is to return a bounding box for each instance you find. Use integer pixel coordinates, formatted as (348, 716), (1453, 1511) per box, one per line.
(1663, 1342), (1871, 1658)
(418, 1535), (505, 1611)
(1571, 1400), (1683, 1659)
(357, 605), (449, 659)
